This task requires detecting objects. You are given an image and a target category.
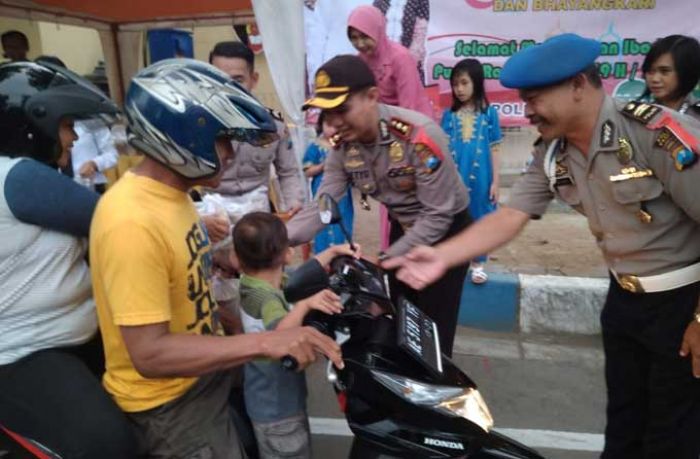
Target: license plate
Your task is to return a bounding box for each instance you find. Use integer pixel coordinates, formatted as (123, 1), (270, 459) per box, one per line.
(397, 298), (443, 377)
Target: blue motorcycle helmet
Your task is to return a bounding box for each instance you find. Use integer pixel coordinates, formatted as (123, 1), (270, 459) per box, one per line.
(125, 58), (278, 180)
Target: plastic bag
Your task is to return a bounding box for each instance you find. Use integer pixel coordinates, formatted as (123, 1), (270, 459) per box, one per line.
(196, 188), (272, 320)
(195, 193), (233, 251)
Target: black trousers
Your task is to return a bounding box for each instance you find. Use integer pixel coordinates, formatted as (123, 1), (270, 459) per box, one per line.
(0, 335), (137, 458)
(389, 210), (472, 357)
(601, 277), (700, 459)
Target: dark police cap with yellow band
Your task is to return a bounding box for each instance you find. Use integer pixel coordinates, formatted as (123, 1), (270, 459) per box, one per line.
(500, 33), (602, 89)
(302, 55), (376, 110)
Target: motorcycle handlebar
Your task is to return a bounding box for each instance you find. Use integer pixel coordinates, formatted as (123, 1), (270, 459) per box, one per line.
(281, 355), (299, 371)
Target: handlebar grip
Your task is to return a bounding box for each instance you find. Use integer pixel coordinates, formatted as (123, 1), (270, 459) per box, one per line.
(281, 355), (299, 371)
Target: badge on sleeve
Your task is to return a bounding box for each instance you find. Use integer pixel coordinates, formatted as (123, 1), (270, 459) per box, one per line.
(648, 113), (700, 171)
(655, 127), (696, 171)
(413, 128), (444, 174)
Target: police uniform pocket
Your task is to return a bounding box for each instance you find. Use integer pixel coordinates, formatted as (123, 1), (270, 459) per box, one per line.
(250, 149), (275, 173)
(387, 165), (417, 192)
(611, 177), (663, 204)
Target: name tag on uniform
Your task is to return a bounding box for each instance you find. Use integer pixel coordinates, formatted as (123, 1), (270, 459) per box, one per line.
(609, 167), (654, 182)
(387, 165), (417, 191)
(351, 170), (370, 180)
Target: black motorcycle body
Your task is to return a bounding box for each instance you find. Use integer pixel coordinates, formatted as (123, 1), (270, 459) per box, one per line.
(285, 255), (545, 459)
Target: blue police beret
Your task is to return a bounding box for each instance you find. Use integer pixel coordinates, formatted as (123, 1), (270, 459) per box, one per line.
(500, 33), (601, 89)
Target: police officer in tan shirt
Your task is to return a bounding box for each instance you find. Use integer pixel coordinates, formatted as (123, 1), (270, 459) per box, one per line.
(207, 42), (305, 237)
(287, 55), (470, 356)
(385, 34), (700, 458)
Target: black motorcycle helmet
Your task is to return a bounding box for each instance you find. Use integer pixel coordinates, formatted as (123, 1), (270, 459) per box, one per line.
(0, 61), (118, 164)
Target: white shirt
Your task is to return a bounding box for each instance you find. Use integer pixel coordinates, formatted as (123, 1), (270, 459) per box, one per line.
(72, 119), (119, 185)
(304, 0), (372, 91)
(385, 0), (408, 43)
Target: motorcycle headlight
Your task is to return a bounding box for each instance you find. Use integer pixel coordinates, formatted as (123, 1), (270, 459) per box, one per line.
(371, 369), (494, 433)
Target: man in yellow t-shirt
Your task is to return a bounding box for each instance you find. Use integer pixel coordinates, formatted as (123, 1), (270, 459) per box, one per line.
(90, 59), (343, 458)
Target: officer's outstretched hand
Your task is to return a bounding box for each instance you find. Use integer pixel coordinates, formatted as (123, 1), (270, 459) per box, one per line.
(381, 246), (448, 290)
(260, 326), (344, 371)
(680, 319), (700, 378)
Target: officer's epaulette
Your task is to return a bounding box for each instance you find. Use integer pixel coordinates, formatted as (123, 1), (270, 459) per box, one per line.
(267, 108), (284, 122)
(620, 101), (662, 125)
(388, 117), (413, 140)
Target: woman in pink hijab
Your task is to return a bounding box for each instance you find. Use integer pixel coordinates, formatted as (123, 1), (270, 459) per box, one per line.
(347, 4), (433, 118)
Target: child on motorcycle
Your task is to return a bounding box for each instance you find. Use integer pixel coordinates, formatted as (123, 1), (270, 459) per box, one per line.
(233, 212), (358, 458)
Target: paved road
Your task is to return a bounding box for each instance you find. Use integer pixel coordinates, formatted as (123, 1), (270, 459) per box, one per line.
(306, 327), (606, 459)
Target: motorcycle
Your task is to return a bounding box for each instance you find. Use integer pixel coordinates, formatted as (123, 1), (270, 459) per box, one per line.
(282, 194), (545, 459)
(0, 424), (60, 459)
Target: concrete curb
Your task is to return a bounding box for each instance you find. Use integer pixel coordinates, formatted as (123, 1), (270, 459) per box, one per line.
(458, 272), (609, 335)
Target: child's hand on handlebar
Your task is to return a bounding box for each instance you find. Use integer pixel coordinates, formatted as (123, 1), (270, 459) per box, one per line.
(297, 289), (343, 315)
(315, 243), (362, 268)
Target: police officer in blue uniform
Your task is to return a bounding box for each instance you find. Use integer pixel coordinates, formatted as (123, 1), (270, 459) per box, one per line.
(384, 34), (700, 458)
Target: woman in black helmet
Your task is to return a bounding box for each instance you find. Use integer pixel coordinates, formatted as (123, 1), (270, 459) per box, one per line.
(0, 61), (136, 458)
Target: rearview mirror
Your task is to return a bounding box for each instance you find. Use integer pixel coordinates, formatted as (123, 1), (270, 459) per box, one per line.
(318, 192), (356, 251)
(319, 193), (341, 225)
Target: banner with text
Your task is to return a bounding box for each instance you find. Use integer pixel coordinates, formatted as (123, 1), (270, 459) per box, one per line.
(427, 0), (700, 125)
